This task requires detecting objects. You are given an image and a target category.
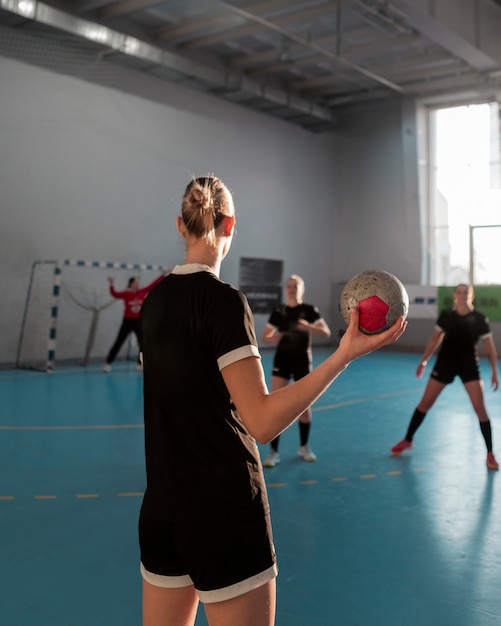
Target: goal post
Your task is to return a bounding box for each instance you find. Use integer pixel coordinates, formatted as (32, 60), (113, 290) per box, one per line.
(16, 258), (167, 371)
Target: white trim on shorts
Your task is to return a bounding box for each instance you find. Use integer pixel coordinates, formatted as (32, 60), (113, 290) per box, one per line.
(140, 562), (193, 588)
(140, 562), (279, 604)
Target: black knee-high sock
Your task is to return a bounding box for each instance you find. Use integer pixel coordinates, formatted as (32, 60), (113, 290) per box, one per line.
(480, 420), (493, 453)
(405, 409), (427, 441)
(271, 435), (280, 452)
(299, 421), (311, 446)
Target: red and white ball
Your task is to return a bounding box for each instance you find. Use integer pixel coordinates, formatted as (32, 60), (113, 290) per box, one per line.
(340, 270), (409, 335)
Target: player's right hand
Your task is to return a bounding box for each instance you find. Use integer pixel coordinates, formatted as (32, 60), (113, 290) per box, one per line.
(416, 363), (426, 378)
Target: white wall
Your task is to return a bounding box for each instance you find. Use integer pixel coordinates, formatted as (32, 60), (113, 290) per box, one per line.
(1, 55), (344, 366)
(1, 33), (435, 367)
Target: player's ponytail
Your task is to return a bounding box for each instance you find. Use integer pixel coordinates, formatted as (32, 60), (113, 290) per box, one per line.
(181, 175), (231, 246)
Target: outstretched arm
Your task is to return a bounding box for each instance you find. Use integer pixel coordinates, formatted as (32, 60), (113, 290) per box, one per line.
(223, 308), (407, 443)
(107, 276), (123, 299)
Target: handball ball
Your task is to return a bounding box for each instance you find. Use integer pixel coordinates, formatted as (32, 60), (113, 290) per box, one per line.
(340, 270), (409, 335)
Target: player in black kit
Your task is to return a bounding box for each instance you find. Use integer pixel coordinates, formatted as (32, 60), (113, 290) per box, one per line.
(261, 275), (331, 466)
(391, 283), (499, 469)
(139, 175), (407, 626)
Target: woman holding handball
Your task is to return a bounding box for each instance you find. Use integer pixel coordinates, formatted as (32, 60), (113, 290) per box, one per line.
(138, 175), (407, 626)
(391, 283), (499, 470)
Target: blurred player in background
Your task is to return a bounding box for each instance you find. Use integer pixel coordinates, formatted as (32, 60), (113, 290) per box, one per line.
(103, 271), (167, 372)
(391, 283), (499, 470)
(261, 275), (331, 467)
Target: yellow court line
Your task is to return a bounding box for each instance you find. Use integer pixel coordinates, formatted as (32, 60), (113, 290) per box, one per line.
(0, 468), (429, 501)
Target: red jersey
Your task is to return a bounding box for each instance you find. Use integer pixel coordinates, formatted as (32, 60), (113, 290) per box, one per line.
(110, 274), (165, 319)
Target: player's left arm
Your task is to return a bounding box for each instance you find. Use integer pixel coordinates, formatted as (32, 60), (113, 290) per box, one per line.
(482, 334), (499, 391)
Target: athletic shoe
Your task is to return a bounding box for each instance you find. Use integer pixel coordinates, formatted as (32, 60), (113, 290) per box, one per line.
(103, 364), (111, 373)
(486, 452), (499, 470)
(298, 444), (316, 462)
(391, 438), (413, 455)
(263, 450), (280, 468)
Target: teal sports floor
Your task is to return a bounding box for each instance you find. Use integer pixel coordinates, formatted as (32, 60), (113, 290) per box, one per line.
(1, 348), (501, 626)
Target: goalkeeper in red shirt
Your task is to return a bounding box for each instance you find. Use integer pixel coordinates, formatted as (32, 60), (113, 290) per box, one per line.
(103, 272), (167, 372)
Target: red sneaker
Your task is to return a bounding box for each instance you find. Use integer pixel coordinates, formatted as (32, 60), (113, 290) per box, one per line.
(391, 439), (413, 455)
(486, 452), (499, 470)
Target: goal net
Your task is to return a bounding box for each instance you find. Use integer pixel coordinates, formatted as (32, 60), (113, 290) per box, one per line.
(16, 259), (167, 371)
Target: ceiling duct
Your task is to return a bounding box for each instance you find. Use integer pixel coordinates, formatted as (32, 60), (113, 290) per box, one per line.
(0, 0), (337, 131)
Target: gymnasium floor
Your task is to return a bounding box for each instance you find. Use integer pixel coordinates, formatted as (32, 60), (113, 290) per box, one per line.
(1, 348), (501, 626)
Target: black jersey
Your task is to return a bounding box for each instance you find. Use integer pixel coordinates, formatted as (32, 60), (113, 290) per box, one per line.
(268, 303), (321, 354)
(140, 265), (269, 522)
(435, 308), (491, 364)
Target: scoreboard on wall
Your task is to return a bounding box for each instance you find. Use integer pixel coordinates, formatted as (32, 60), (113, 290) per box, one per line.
(239, 257), (284, 314)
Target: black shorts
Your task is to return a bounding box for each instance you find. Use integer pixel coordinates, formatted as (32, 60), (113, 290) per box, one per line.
(139, 512), (277, 603)
(431, 358), (481, 385)
(272, 349), (311, 381)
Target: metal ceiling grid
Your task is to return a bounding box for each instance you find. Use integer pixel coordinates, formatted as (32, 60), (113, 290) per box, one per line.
(1, 0), (500, 132)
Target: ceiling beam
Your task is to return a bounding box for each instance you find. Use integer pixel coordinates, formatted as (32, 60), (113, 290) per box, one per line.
(221, 2), (405, 93)
(391, 0), (501, 71)
(227, 26), (379, 70)
(99, 0), (165, 20)
(160, 3), (337, 45)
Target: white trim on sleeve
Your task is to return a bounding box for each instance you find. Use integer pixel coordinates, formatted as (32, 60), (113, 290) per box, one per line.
(217, 345), (260, 370)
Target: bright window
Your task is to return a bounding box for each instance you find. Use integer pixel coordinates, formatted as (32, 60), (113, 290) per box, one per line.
(427, 102), (501, 285)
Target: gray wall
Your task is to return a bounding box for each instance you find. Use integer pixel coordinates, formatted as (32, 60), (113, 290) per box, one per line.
(333, 97), (422, 283)
(0, 52), (448, 367)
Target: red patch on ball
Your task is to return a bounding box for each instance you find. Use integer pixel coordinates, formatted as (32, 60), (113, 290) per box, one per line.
(358, 295), (390, 333)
